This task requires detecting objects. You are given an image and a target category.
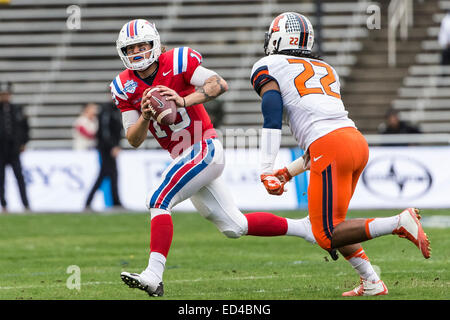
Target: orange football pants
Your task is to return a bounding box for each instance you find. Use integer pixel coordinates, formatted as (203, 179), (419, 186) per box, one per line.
(307, 127), (369, 251)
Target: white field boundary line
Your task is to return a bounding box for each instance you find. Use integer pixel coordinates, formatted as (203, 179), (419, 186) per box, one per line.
(1, 270), (448, 292)
(0, 274), (312, 291)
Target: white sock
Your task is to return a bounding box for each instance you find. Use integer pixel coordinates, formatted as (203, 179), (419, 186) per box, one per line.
(346, 248), (380, 282)
(286, 216), (317, 244)
(144, 252), (166, 282)
(367, 215), (400, 239)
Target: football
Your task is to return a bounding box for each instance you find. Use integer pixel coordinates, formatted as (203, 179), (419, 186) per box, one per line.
(147, 87), (177, 126)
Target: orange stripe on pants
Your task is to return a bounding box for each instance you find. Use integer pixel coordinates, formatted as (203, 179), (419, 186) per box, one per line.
(307, 127), (369, 250)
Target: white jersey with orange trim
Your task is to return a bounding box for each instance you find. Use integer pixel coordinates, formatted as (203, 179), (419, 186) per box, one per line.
(250, 54), (355, 151)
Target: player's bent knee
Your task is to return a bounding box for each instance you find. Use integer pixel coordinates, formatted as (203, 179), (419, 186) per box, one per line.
(221, 227), (246, 239)
(215, 215), (248, 238)
(203, 209), (248, 239)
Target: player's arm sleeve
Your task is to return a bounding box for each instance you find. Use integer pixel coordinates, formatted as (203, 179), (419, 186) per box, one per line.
(121, 110), (140, 134)
(260, 127), (282, 174)
(261, 89), (283, 130)
(250, 61), (283, 174)
(190, 66), (218, 87)
(286, 152), (310, 177)
(259, 90), (283, 173)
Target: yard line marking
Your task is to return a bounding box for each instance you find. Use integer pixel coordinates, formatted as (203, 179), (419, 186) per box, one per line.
(0, 274), (312, 290)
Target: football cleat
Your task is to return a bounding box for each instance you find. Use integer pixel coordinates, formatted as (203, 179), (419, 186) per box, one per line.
(392, 208), (431, 259)
(120, 271), (164, 297)
(342, 278), (388, 297)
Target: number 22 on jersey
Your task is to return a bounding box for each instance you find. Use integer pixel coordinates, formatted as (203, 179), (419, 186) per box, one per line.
(287, 58), (341, 99)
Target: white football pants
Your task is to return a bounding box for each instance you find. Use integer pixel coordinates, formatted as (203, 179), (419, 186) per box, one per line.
(146, 138), (248, 238)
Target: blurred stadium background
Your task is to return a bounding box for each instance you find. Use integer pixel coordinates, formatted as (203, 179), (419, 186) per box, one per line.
(1, 0), (449, 148)
(1, 1), (449, 302)
(1, 0), (450, 212)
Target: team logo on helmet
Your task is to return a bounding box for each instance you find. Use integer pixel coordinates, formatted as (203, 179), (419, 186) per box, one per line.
(271, 14), (285, 32)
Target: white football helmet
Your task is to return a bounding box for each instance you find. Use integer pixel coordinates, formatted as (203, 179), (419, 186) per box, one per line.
(264, 12), (314, 55)
(116, 19), (161, 71)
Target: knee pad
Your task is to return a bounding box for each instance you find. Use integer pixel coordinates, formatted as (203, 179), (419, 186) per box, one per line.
(221, 224), (247, 239)
(190, 185), (248, 239)
(203, 212), (247, 239)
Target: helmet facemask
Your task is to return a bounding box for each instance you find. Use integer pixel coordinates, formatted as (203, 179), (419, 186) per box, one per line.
(118, 41), (159, 71)
(264, 31), (282, 56)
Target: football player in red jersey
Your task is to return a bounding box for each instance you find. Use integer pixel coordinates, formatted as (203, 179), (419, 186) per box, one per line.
(112, 19), (318, 297)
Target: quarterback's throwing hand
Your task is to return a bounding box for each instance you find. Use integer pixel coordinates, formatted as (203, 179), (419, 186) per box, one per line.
(157, 85), (185, 107)
(260, 174), (286, 196)
(140, 87), (154, 121)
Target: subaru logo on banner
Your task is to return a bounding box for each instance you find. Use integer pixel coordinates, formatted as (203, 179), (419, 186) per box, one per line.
(362, 156), (432, 200)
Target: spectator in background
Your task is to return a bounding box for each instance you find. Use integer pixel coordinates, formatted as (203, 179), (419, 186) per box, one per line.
(378, 108), (421, 134)
(439, 11), (450, 65)
(84, 102), (124, 211)
(72, 102), (98, 150)
(0, 81), (30, 212)
(378, 109), (421, 146)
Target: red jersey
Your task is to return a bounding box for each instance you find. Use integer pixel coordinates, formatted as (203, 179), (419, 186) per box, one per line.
(110, 47), (217, 157)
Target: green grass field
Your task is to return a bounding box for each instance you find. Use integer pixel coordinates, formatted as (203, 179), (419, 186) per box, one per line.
(0, 209), (448, 300)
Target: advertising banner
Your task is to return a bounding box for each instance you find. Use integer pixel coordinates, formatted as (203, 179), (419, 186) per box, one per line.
(4, 148), (306, 212)
(118, 148), (303, 212)
(3, 147), (450, 212)
(349, 146), (450, 209)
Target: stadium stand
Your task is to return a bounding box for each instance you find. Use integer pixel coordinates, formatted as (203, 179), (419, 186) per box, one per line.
(344, 0), (450, 145)
(391, 0), (450, 136)
(0, 0), (447, 149)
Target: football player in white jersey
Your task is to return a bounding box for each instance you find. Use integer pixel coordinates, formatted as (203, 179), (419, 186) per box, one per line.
(251, 12), (431, 296)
